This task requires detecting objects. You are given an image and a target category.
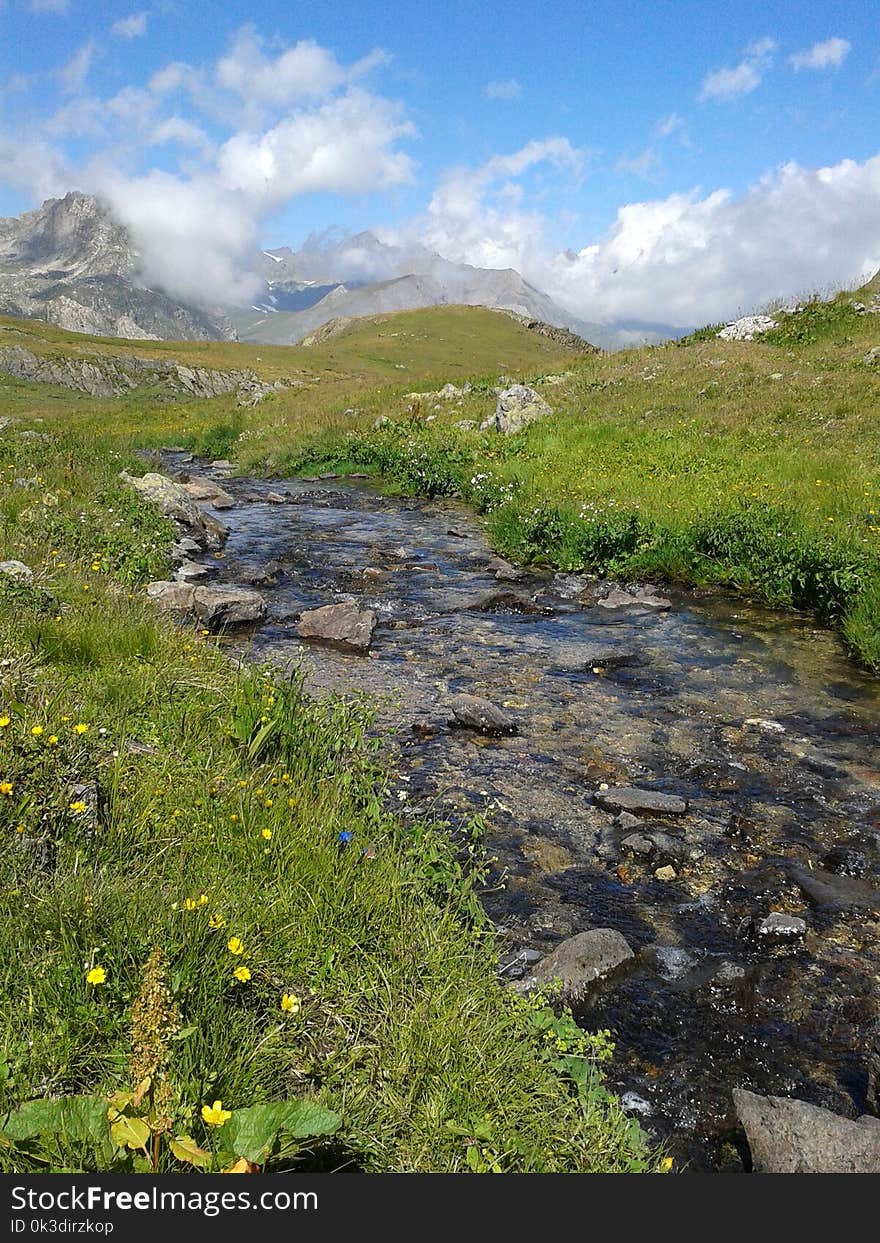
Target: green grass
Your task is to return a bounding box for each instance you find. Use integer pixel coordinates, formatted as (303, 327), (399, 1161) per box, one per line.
(0, 318), (650, 1174)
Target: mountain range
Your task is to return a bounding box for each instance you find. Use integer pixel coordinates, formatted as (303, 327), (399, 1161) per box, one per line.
(0, 192), (674, 349)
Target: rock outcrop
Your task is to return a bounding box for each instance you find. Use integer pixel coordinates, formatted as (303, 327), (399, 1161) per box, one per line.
(716, 315), (777, 342)
(120, 471), (228, 548)
(485, 384), (553, 435)
(0, 345), (282, 405)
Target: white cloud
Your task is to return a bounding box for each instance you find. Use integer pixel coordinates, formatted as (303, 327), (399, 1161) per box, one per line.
(217, 90), (415, 203)
(484, 78), (522, 100)
(57, 42), (96, 95)
(699, 37), (776, 101)
(111, 12), (149, 40)
(615, 147), (661, 180)
(214, 25), (389, 107)
(4, 27), (416, 309)
(655, 112), (683, 138)
(790, 37), (851, 71)
(397, 144), (880, 330)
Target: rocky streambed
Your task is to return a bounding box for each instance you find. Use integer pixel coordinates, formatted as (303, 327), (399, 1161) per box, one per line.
(149, 454), (880, 1170)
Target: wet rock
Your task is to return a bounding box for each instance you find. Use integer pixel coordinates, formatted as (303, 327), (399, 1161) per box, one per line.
(599, 587), (672, 611)
(146, 581), (196, 612)
(171, 536), (202, 562)
(487, 556), (523, 582)
(465, 589), (547, 615)
(743, 717), (785, 734)
(266, 492), (286, 504)
(174, 560), (211, 585)
(240, 560), (282, 587)
(621, 833), (655, 857)
(517, 928), (635, 1002)
(595, 787), (688, 816)
(182, 477), (235, 509)
(583, 648), (640, 671)
(0, 559), (33, 583)
(620, 1092), (653, 1117)
(297, 601), (377, 652)
(755, 912), (807, 941)
(193, 586), (266, 629)
(211, 459), (233, 472)
(654, 865), (677, 881)
(498, 947), (543, 980)
(448, 693), (517, 736)
(822, 845), (870, 878)
(733, 1089), (880, 1173)
(788, 862), (880, 913)
(492, 384), (553, 435)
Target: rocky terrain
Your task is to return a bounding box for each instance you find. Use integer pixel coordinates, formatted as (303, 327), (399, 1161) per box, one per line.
(0, 192), (235, 342)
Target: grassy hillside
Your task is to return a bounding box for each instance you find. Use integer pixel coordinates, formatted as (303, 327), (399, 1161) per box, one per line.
(0, 307), (652, 1173)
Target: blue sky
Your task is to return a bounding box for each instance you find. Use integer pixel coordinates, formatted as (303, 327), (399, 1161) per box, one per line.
(1, 0), (879, 326)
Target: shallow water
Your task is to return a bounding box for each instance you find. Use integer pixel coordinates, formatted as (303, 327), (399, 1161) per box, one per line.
(167, 456), (880, 1169)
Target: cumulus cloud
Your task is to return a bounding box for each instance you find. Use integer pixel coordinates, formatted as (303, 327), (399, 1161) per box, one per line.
(394, 144), (880, 330)
(111, 11), (149, 40)
(699, 37), (776, 101)
(790, 37), (851, 71)
(4, 26), (414, 309)
(484, 78), (522, 100)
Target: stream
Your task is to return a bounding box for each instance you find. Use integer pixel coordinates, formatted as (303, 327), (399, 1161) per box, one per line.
(163, 454), (880, 1170)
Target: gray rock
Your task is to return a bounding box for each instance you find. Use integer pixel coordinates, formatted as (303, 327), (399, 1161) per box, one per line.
(717, 315), (777, 342)
(171, 537), (203, 562)
(596, 787), (688, 815)
(487, 556), (523, 582)
(120, 471), (228, 548)
(174, 560), (211, 584)
(863, 347), (880, 366)
(68, 781), (99, 833)
(0, 559), (34, 583)
(518, 929), (634, 1002)
(756, 912), (807, 940)
(620, 1092), (653, 1117)
(182, 477), (235, 508)
(733, 1089), (880, 1173)
(621, 833), (655, 857)
(296, 601), (377, 652)
(599, 587), (672, 611)
(448, 693), (517, 736)
(146, 581), (196, 612)
(192, 585), (266, 629)
(493, 384), (553, 435)
(266, 492), (287, 504)
(788, 862), (880, 913)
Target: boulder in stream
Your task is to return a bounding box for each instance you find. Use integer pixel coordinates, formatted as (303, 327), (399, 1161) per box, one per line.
(596, 787), (688, 815)
(146, 581), (196, 612)
(517, 929), (635, 1002)
(193, 585), (266, 629)
(448, 693), (517, 736)
(599, 587), (672, 611)
(733, 1089), (880, 1172)
(297, 601), (377, 652)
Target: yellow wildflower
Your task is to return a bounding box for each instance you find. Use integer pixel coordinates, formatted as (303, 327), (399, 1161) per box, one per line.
(198, 893), (208, 906)
(233, 965), (251, 983)
(0, 781), (13, 796)
(0, 716), (10, 728)
(261, 828), (272, 841)
(69, 801), (88, 815)
(85, 966), (106, 986)
(201, 1100), (232, 1127)
(280, 993), (301, 1015)
(74, 723), (89, 735)
(227, 937), (244, 955)
(183, 898), (198, 911)
(47, 735), (58, 746)
(31, 726), (44, 737)
(659, 1156), (674, 1173)
(208, 913), (225, 930)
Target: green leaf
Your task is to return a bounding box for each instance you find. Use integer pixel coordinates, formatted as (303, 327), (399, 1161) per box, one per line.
(110, 1115), (151, 1151)
(1, 1096), (109, 1145)
(219, 1100), (340, 1163)
(170, 1135), (212, 1167)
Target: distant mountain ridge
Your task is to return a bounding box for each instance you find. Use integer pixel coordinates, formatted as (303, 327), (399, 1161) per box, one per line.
(0, 192), (676, 349)
(0, 192), (235, 342)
